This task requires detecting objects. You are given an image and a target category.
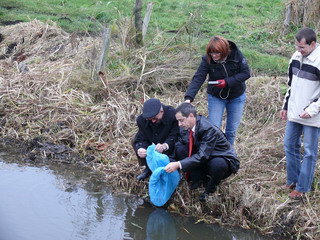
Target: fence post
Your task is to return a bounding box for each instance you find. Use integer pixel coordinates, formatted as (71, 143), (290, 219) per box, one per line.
(95, 27), (111, 80)
(142, 3), (153, 41)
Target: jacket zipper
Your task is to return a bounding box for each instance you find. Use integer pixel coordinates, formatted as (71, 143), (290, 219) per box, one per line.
(219, 63), (230, 99)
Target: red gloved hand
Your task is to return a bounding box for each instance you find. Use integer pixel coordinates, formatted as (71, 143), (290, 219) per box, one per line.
(216, 79), (226, 88)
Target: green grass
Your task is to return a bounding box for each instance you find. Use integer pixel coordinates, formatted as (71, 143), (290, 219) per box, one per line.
(0, 0), (291, 74)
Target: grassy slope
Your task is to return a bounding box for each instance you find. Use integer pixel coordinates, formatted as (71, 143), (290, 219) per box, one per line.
(0, 0), (289, 75)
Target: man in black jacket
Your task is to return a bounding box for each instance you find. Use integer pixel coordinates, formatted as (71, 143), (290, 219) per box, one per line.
(164, 103), (239, 201)
(133, 98), (179, 181)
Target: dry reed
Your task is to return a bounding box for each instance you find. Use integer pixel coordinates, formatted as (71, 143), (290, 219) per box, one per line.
(287, 0), (320, 31)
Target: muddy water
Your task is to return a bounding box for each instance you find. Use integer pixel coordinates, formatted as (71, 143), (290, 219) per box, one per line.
(0, 151), (278, 240)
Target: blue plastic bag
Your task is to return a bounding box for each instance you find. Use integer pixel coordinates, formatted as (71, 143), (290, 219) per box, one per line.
(146, 144), (180, 207)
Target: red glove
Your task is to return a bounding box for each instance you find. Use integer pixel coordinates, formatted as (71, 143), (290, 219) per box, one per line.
(216, 79), (226, 88)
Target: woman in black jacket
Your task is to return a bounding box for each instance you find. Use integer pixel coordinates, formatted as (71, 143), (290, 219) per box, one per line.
(185, 36), (250, 145)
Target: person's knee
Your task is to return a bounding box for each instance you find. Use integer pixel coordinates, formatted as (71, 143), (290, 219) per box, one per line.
(208, 158), (230, 177)
(284, 141), (296, 152)
(175, 143), (188, 160)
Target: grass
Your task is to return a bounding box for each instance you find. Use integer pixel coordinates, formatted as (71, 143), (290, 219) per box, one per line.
(0, 0), (289, 74)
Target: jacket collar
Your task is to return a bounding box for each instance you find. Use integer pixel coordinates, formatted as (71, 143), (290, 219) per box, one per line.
(306, 44), (320, 62)
(295, 43), (320, 62)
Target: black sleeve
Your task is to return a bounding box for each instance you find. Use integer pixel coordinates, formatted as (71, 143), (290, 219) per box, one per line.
(225, 50), (250, 88)
(185, 56), (209, 102)
(163, 118), (179, 153)
(133, 116), (151, 152)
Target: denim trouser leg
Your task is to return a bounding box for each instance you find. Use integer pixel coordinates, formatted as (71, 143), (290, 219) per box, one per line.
(208, 93), (246, 145)
(297, 125), (319, 192)
(225, 94), (246, 145)
(284, 121), (319, 192)
(208, 94), (224, 128)
(284, 121), (302, 186)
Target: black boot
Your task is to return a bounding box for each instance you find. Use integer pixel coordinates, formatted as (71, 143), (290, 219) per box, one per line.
(199, 191), (209, 201)
(199, 185), (216, 201)
(136, 166), (152, 181)
(189, 180), (202, 190)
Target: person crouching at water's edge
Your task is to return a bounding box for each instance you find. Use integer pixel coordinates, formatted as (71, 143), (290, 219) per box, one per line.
(132, 98), (179, 181)
(164, 103), (240, 201)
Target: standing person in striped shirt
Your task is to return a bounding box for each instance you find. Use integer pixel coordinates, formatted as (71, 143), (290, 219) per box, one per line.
(280, 27), (320, 200)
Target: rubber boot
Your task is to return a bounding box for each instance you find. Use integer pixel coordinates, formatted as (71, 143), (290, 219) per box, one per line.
(136, 165), (152, 181)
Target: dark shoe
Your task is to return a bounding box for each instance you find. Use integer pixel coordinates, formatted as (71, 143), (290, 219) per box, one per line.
(202, 176), (210, 187)
(199, 191), (209, 201)
(189, 181), (201, 190)
(136, 167), (152, 181)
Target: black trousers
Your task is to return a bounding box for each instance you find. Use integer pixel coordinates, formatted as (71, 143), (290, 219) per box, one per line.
(175, 142), (232, 193)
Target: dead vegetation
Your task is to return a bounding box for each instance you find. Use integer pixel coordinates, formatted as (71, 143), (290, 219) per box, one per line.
(283, 0), (320, 34)
(0, 20), (320, 240)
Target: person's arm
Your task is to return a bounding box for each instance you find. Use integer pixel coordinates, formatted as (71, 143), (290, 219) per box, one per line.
(280, 109), (287, 120)
(155, 143), (169, 153)
(164, 161), (180, 173)
(133, 116), (151, 152)
(163, 118), (180, 152)
(185, 56), (209, 102)
(180, 127), (218, 172)
(224, 50), (250, 88)
(281, 56), (294, 114)
(303, 98), (320, 118)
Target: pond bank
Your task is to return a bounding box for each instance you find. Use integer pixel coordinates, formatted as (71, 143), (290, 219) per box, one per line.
(1, 147), (282, 240)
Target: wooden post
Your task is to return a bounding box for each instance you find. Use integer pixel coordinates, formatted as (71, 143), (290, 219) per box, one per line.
(282, 3), (292, 35)
(96, 27), (110, 80)
(142, 2), (153, 41)
(134, 0), (143, 46)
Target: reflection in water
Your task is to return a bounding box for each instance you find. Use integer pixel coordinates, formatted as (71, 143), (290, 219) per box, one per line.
(146, 209), (176, 240)
(0, 149), (280, 240)
(125, 204), (280, 240)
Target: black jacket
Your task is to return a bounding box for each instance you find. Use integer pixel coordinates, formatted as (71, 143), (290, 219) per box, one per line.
(185, 40), (250, 101)
(179, 115), (239, 173)
(133, 105), (179, 155)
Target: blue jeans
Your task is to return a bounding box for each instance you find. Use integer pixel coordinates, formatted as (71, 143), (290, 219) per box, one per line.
(284, 121), (319, 192)
(208, 93), (246, 145)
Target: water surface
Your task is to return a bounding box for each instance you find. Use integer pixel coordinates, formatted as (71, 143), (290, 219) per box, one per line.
(0, 151), (279, 240)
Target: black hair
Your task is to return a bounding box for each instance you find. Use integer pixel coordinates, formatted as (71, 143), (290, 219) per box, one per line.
(295, 27), (317, 45)
(175, 103), (197, 117)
